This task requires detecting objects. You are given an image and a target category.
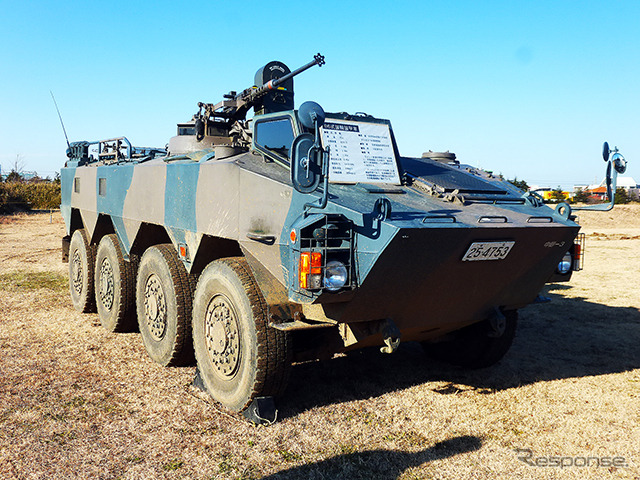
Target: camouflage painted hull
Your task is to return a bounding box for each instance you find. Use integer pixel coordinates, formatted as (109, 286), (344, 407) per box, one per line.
(61, 149), (579, 346)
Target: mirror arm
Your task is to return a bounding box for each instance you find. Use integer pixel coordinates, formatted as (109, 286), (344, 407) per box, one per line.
(305, 117), (331, 211)
(305, 152), (330, 210)
(573, 153), (620, 212)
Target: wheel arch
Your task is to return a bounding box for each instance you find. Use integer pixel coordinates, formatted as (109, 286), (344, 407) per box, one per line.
(69, 208), (84, 237)
(91, 214), (116, 245)
(192, 237), (293, 321)
(191, 234), (243, 277)
(69, 209), (116, 248)
(130, 222), (172, 258)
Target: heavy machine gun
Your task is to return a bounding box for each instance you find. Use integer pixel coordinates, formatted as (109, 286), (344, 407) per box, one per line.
(236, 53), (325, 113)
(190, 54), (325, 146)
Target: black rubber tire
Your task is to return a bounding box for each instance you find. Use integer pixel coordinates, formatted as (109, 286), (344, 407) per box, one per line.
(68, 229), (96, 313)
(192, 257), (291, 412)
(136, 244), (196, 367)
(423, 310), (518, 368)
(95, 234), (137, 332)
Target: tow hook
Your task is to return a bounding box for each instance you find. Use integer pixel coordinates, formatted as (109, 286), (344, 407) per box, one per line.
(487, 308), (506, 338)
(380, 319), (401, 354)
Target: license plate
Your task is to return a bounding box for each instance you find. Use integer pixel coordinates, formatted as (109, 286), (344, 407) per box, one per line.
(462, 241), (515, 261)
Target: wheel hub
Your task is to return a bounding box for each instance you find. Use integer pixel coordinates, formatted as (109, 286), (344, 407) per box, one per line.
(98, 257), (114, 311)
(144, 274), (167, 340)
(71, 250), (83, 295)
(204, 294), (240, 378)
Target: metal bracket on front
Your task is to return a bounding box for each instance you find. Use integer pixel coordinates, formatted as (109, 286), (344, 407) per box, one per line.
(373, 198), (392, 230)
(554, 202), (571, 220)
(380, 319), (401, 354)
(522, 190), (544, 207)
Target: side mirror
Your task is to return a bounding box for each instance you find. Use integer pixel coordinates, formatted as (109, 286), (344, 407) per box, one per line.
(612, 152), (627, 174)
(574, 142), (628, 212)
(291, 101), (327, 194)
(291, 133), (322, 193)
(298, 101), (326, 130)
(602, 141), (610, 162)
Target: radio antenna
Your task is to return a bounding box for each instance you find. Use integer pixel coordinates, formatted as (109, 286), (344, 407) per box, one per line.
(50, 91), (70, 149)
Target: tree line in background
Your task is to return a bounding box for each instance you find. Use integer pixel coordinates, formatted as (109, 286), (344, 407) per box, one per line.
(549, 186), (633, 205)
(0, 165), (61, 213)
(508, 177), (635, 205)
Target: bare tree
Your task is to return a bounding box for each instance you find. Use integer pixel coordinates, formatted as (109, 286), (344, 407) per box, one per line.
(5, 154), (26, 182)
(12, 154), (25, 174)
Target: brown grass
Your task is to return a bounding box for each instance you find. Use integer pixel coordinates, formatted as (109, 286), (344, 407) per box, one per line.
(0, 210), (639, 479)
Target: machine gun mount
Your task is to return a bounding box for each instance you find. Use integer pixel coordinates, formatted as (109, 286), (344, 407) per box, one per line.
(167, 54), (325, 156)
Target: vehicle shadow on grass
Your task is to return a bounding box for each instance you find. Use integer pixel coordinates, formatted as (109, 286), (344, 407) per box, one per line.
(258, 435), (481, 480)
(280, 291), (640, 417)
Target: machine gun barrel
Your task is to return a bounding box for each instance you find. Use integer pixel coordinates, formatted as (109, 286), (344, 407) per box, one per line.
(239, 53), (325, 103)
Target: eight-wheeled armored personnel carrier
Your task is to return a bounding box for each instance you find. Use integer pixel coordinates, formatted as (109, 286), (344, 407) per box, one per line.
(60, 54), (627, 420)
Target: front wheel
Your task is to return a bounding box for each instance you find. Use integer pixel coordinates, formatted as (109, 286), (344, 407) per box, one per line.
(192, 258), (291, 412)
(422, 309), (518, 368)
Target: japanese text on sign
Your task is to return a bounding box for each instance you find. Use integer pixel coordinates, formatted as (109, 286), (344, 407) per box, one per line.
(320, 120), (401, 184)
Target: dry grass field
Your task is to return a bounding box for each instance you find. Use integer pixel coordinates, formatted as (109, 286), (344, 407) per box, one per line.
(0, 207), (639, 479)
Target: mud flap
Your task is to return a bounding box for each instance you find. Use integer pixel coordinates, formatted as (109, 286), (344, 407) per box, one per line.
(242, 397), (278, 425)
(62, 235), (70, 262)
(192, 366), (206, 392)
(192, 367), (278, 425)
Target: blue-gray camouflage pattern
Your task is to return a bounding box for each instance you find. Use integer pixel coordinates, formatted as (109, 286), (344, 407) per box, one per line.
(61, 110), (581, 345)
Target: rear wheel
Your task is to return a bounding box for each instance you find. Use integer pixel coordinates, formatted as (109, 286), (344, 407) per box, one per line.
(192, 258), (291, 412)
(136, 244), (196, 366)
(69, 229), (96, 313)
(95, 234), (137, 332)
(423, 309), (518, 368)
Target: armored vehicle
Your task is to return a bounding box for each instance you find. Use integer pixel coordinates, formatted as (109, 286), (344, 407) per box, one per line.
(60, 54), (627, 419)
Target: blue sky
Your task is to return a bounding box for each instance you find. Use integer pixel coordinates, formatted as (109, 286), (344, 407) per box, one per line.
(1, 0), (638, 189)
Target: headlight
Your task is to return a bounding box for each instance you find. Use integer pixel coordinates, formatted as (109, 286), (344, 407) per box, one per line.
(323, 260), (348, 291)
(556, 252), (572, 274)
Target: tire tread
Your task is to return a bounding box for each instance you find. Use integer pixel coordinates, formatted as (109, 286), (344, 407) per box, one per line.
(154, 244), (196, 366)
(69, 228), (96, 313)
(95, 234), (137, 332)
(222, 258), (291, 405)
